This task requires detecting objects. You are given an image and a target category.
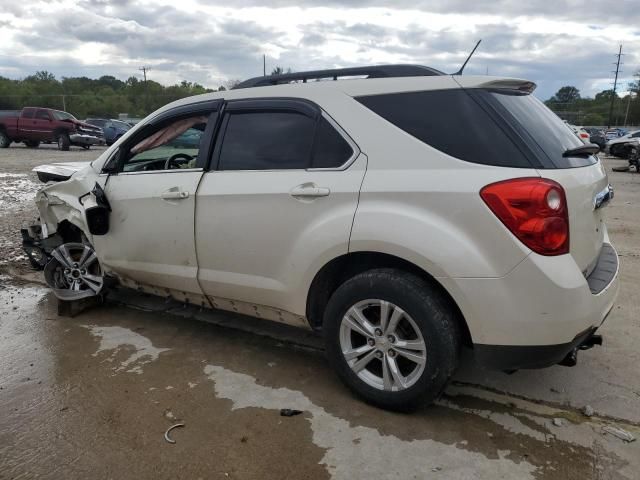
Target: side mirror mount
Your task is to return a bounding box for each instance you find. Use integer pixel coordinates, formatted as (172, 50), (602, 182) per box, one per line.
(101, 148), (121, 174)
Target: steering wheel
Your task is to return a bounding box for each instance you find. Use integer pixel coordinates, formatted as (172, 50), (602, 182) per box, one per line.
(164, 153), (195, 170)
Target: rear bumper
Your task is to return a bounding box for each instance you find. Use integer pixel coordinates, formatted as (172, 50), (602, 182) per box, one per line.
(70, 134), (104, 146)
(474, 323), (608, 370)
(443, 241), (619, 369)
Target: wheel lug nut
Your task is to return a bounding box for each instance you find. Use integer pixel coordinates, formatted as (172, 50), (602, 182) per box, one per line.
(374, 328), (383, 336)
(81, 269), (86, 275)
(367, 338), (375, 347)
(388, 335), (395, 343)
(375, 351), (383, 359)
(388, 350), (396, 358)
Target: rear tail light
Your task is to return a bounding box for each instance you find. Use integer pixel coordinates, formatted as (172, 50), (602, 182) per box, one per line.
(480, 178), (569, 256)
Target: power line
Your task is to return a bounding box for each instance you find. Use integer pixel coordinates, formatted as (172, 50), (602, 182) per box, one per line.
(608, 45), (623, 128)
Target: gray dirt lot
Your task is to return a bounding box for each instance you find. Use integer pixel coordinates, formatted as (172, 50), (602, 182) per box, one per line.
(1, 144), (639, 479)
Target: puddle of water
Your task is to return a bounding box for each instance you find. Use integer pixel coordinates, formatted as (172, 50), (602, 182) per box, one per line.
(204, 364), (538, 480)
(82, 325), (171, 374)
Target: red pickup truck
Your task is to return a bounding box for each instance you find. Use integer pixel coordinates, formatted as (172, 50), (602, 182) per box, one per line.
(0, 107), (105, 151)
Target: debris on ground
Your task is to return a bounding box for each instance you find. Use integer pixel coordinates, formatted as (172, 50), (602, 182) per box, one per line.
(164, 423), (185, 444)
(164, 409), (175, 420)
(280, 409), (303, 417)
(602, 425), (636, 443)
(582, 405), (595, 417)
(552, 418), (564, 427)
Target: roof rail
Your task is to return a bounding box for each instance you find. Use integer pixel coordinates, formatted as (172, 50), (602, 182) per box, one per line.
(234, 64), (445, 89)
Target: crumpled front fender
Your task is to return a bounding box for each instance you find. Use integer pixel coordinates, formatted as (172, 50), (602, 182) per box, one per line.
(35, 164), (99, 239)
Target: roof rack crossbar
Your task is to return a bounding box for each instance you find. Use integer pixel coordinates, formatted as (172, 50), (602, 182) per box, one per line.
(234, 64), (444, 89)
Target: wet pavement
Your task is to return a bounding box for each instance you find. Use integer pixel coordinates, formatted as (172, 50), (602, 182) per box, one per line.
(1, 146), (639, 479)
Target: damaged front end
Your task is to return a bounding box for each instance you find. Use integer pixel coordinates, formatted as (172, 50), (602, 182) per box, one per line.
(22, 162), (112, 300)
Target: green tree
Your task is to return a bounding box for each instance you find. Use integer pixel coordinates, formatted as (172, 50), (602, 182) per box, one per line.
(551, 86), (581, 103)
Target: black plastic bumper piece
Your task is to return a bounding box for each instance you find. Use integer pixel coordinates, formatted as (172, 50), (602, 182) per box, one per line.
(586, 243), (618, 294)
(474, 327), (599, 370)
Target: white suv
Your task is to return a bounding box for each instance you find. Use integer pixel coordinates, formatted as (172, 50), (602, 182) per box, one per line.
(25, 65), (619, 410)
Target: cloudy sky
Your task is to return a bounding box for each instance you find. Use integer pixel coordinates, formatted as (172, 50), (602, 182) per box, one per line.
(1, 0), (639, 99)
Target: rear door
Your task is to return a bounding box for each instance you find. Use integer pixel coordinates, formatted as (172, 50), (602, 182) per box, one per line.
(195, 98), (366, 314)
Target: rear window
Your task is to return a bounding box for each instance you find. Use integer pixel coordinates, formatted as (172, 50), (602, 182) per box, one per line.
(219, 111), (315, 170)
(357, 89), (597, 169)
(356, 89), (531, 168)
(312, 117), (354, 168)
(485, 91), (595, 168)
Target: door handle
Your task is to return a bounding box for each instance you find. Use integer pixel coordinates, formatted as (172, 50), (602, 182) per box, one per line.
(161, 189), (189, 200)
(290, 183), (330, 198)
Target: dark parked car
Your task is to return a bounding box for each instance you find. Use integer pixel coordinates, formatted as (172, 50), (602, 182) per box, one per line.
(84, 118), (131, 145)
(583, 127), (606, 149)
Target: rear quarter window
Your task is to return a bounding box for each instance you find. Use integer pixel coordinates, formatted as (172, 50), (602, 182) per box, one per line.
(356, 89), (532, 168)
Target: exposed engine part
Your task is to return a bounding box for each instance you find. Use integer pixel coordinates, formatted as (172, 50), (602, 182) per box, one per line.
(44, 242), (104, 300)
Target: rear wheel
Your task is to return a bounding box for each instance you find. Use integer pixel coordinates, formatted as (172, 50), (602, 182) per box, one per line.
(323, 269), (460, 411)
(57, 132), (70, 151)
(0, 130), (10, 148)
(24, 140), (40, 148)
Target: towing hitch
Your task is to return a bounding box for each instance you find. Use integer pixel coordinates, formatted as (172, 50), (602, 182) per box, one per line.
(559, 333), (603, 367)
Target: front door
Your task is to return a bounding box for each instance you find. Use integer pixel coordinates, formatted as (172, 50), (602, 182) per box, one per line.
(195, 99), (366, 316)
(92, 102), (221, 298)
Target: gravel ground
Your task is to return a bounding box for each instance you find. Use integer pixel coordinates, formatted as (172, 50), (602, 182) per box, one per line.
(0, 143), (106, 271)
(1, 142), (639, 479)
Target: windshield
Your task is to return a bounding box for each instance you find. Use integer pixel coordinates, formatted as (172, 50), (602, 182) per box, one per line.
(487, 91), (595, 168)
(52, 110), (77, 121)
(110, 120), (131, 130)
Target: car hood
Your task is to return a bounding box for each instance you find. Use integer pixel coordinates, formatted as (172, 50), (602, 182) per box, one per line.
(33, 161), (92, 183)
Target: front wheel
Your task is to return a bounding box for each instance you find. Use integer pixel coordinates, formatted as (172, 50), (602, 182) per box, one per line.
(323, 269), (460, 411)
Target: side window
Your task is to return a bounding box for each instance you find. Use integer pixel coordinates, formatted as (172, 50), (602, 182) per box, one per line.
(312, 117), (354, 168)
(22, 108), (35, 118)
(356, 90), (531, 168)
(218, 111), (315, 170)
(632, 132), (640, 138)
(36, 110), (50, 120)
(121, 115), (209, 172)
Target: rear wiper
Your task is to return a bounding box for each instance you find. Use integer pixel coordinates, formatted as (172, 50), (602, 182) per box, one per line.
(563, 143), (600, 157)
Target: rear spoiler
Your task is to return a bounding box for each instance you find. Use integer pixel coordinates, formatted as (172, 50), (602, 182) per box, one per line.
(453, 76), (537, 94)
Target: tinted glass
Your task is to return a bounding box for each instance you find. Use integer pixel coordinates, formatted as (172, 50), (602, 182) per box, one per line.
(312, 117), (353, 168)
(219, 111), (315, 170)
(487, 91), (595, 168)
(22, 108), (35, 118)
(51, 111), (76, 121)
(36, 110), (50, 120)
(356, 90), (531, 168)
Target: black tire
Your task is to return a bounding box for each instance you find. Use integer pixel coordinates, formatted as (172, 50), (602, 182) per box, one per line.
(57, 132), (70, 151)
(0, 130), (11, 148)
(323, 268), (460, 411)
(24, 140), (40, 148)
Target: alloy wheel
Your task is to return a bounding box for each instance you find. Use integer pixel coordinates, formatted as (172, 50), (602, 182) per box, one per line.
(339, 299), (427, 392)
(44, 243), (104, 300)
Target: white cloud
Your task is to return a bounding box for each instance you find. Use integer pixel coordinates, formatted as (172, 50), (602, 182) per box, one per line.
(0, 0), (638, 99)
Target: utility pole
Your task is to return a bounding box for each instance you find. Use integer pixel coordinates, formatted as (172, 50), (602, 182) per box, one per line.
(624, 92), (633, 127)
(139, 66), (151, 113)
(608, 45), (623, 129)
(61, 94), (66, 111)
(263, 54), (266, 76)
